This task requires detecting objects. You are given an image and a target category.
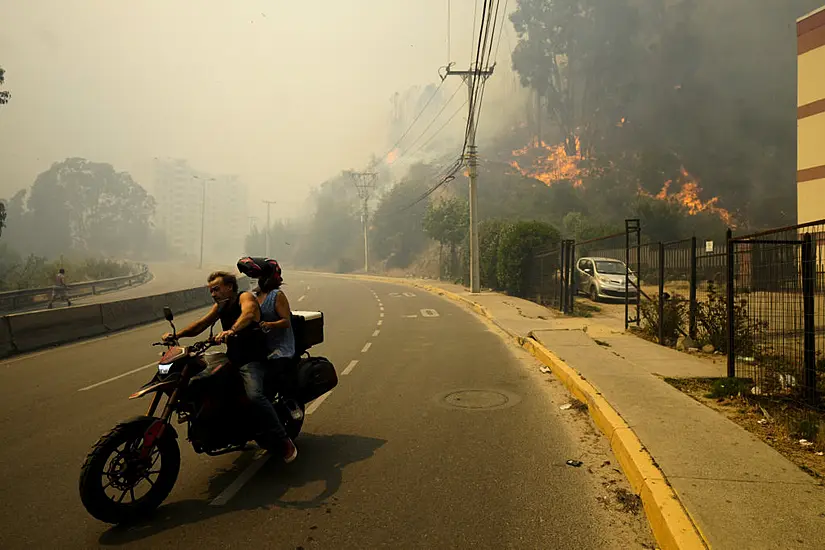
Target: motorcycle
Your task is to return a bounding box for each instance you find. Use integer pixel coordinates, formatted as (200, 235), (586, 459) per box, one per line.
(78, 306), (337, 524)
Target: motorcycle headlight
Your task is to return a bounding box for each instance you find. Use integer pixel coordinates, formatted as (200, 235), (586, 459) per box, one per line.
(158, 363), (173, 375)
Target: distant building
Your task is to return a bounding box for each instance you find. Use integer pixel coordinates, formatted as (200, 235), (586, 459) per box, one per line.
(152, 158), (248, 264)
(797, 5), (825, 224)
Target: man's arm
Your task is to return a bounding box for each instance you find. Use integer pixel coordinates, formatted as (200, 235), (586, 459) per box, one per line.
(169, 304), (220, 339)
(231, 292), (261, 332)
(263, 291), (292, 331)
(216, 293), (261, 343)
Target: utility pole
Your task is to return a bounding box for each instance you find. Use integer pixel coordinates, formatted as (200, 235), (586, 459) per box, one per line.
(445, 64), (494, 294)
(349, 171), (377, 273)
(262, 200), (276, 258)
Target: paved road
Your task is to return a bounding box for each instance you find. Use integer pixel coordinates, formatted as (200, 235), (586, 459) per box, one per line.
(0, 273), (653, 549)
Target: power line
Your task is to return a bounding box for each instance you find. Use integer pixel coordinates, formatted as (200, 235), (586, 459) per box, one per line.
(405, 98), (468, 159)
(493, 0), (510, 64)
(469, 0), (478, 63)
(447, 0), (451, 64)
(376, 78), (446, 168)
(398, 82), (464, 158)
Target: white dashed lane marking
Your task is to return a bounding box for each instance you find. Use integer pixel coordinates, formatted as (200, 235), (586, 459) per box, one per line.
(342, 360), (359, 375)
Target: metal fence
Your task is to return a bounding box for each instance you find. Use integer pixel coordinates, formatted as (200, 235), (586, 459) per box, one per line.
(525, 240), (575, 313)
(727, 221), (825, 407)
(523, 216), (825, 408)
(0, 264), (151, 313)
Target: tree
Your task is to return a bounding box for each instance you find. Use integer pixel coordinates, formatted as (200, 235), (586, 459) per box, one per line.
(0, 66), (10, 107)
(25, 158), (155, 257)
(292, 172), (362, 271)
(0, 201), (6, 237)
(423, 197), (469, 278)
(370, 171), (433, 270)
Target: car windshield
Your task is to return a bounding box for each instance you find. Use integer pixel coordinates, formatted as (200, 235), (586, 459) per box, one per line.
(595, 261), (626, 275)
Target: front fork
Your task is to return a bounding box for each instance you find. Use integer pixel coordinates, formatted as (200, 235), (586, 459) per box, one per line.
(139, 365), (190, 460)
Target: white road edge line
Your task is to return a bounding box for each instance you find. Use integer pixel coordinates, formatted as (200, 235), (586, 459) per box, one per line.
(209, 450), (270, 506)
(78, 363), (156, 392)
(342, 360), (359, 375)
(361, 342), (372, 353)
(373, 330), (380, 337)
(306, 390), (333, 415)
(377, 320), (383, 326)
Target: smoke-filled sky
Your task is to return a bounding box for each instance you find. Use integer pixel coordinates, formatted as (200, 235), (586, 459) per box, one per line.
(0, 0), (520, 220)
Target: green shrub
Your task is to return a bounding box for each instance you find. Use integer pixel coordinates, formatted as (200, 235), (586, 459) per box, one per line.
(496, 220), (560, 297)
(640, 293), (687, 345)
(696, 282), (766, 355)
(706, 377), (754, 399)
(479, 219), (506, 290)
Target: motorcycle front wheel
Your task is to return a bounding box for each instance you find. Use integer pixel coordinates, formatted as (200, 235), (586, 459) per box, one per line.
(79, 417), (180, 524)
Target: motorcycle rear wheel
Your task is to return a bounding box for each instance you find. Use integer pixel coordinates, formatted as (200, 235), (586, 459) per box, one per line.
(79, 418), (180, 524)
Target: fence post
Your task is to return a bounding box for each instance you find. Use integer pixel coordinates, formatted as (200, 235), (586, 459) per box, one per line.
(726, 228), (735, 378)
(635, 223), (641, 327)
(802, 233), (817, 406)
(658, 242), (665, 345)
(567, 240), (576, 314)
(689, 236), (697, 339)
(558, 244), (566, 312)
(625, 223), (630, 330)
(561, 240), (572, 315)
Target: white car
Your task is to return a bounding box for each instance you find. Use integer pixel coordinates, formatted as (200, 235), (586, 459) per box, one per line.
(575, 257), (639, 302)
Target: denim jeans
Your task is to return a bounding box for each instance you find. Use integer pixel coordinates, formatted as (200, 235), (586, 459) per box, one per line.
(238, 361), (288, 441)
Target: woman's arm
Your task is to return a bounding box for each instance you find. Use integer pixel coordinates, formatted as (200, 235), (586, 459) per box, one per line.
(263, 291), (292, 330)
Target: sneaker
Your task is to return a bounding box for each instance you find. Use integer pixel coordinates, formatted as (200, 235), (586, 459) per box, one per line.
(282, 437), (298, 463)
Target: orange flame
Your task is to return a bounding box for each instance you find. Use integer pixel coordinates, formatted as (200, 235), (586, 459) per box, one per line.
(642, 167), (734, 226)
(386, 149), (399, 164)
(508, 137), (583, 187)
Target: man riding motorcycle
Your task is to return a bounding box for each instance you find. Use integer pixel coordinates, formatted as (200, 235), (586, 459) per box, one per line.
(161, 270), (298, 463)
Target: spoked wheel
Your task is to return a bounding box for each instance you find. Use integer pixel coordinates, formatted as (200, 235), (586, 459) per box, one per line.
(79, 418), (180, 524)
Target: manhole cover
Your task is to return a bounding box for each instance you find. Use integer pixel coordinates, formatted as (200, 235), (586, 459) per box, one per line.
(436, 389), (521, 411)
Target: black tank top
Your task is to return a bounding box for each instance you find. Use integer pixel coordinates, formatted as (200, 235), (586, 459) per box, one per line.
(219, 291), (267, 366)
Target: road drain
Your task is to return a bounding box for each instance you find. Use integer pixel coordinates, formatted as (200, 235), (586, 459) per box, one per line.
(436, 389), (521, 411)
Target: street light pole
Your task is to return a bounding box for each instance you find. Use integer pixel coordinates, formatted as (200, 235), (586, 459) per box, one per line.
(262, 200), (277, 257)
(199, 181), (206, 269)
(194, 175), (215, 270)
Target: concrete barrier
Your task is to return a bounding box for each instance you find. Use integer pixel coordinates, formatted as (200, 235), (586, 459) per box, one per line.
(0, 274), (255, 359)
(100, 296), (157, 332)
(7, 304), (107, 353)
(0, 317), (15, 357)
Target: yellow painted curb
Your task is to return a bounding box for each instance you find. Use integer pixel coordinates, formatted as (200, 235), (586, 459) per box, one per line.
(328, 272), (709, 550)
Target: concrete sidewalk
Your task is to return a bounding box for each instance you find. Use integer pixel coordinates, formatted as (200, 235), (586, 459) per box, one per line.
(415, 279), (825, 549)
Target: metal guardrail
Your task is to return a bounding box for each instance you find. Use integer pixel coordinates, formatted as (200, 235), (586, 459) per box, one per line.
(0, 264), (152, 312)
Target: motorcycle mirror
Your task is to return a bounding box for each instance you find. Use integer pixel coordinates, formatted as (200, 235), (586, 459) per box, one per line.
(163, 307), (174, 321)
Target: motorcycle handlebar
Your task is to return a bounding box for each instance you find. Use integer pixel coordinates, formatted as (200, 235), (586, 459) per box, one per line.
(152, 331), (236, 351)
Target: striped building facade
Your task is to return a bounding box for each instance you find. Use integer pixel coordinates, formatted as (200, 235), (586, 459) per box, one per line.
(798, 6), (825, 224)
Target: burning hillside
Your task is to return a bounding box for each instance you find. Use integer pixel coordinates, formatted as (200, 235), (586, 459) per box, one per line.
(641, 167), (735, 226)
(508, 137), (584, 187)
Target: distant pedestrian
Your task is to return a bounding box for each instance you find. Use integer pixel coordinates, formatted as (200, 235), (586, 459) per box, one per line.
(48, 268), (72, 308)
